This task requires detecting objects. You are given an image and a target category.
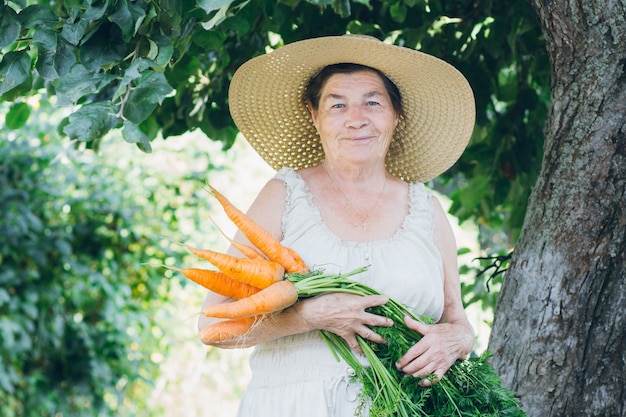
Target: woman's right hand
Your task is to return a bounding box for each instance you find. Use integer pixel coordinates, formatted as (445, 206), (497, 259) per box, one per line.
(294, 292), (393, 354)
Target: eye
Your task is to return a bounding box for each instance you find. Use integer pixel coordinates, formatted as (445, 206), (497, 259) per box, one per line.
(366, 100), (380, 106)
(331, 103), (345, 109)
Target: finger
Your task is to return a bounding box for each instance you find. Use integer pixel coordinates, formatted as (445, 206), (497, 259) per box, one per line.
(403, 315), (429, 335)
(396, 341), (428, 370)
(358, 326), (387, 345)
(402, 353), (435, 376)
(361, 294), (389, 308)
(344, 336), (364, 355)
(416, 370), (443, 387)
(364, 312), (394, 328)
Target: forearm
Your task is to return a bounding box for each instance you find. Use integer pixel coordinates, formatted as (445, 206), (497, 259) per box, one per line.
(200, 302), (314, 349)
(440, 316), (474, 359)
(200, 291), (393, 350)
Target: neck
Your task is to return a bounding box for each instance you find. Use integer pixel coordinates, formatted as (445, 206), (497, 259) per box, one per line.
(322, 160), (387, 187)
(323, 162), (388, 231)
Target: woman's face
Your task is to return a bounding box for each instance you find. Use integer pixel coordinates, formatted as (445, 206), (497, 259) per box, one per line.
(308, 70), (399, 167)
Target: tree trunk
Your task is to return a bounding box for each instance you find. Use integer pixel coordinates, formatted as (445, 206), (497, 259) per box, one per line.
(488, 1), (626, 416)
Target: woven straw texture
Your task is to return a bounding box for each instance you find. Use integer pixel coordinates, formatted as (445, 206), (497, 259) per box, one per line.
(228, 36), (475, 183)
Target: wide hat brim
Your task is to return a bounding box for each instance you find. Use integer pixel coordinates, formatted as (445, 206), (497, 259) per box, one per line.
(228, 35), (475, 183)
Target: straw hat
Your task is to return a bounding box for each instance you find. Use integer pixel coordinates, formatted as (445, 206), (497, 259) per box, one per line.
(228, 35), (475, 183)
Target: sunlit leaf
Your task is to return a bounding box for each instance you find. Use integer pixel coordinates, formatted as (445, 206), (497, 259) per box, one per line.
(197, 0), (234, 14)
(5, 102), (31, 129)
(390, 2), (407, 23)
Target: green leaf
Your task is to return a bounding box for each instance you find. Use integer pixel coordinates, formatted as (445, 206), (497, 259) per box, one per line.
(35, 36), (77, 81)
(5, 102), (31, 129)
(79, 23), (127, 71)
(390, 3), (407, 23)
(82, 0), (109, 21)
(17, 4), (58, 30)
(0, 51), (31, 96)
(0, 5), (21, 49)
(61, 14), (89, 45)
(459, 175), (491, 213)
(62, 101), (119, 142)
(331, 0), (351, 17)
(190, 28), (225, 50)
(0, 288), (10, 307)
(36, 50), (60, 81)
(202, 1), (251, 30)
(122, 71), (174, 124)
(55, 64), (116, 102)
(33, 26), (57, 50)
(199, 109), (238, 146)
(112, 57), (152, 102)
(122, 119), (152, 152)
(202, 3), (231, 30)
(110, 0), (147, 41)
(150, 33), (174, 68)
(197, 0), (234, 15)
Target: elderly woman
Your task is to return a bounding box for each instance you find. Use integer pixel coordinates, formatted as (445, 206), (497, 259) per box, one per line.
(199, 35), (476, 416)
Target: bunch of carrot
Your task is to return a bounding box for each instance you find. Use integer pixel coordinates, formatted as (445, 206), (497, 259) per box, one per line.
(177, 185), (369, 345)
(175, 185), (526, 417)
(174, 185), (307, 344)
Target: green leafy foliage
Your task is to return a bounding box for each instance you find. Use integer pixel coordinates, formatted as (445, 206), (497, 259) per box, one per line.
(0, 100), (211, 417)
(0, 0), (549, 247)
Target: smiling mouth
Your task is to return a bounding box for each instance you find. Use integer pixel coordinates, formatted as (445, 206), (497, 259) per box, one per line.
(343, 135), (376, 142)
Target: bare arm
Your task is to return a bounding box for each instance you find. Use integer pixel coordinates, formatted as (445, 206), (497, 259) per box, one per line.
(197, 178), (392, 350)
(395, 195), (474, 384)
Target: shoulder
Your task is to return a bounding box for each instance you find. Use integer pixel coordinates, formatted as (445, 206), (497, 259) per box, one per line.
(428, 193), (457, 252)
(428, 193), (449, 228)
(244, 176), (287, 241)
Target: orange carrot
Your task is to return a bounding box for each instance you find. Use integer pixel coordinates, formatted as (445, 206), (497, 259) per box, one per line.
(174, 267), (260, 299)
(185, 244), (285, 289)
(209, 214), (266, 260)
(286, 247), (308, 271)
(201, 280), (299, 319)
(230, 240), (265, 260)
(198, 316), (260, 344)
(207, 185), (309, 273)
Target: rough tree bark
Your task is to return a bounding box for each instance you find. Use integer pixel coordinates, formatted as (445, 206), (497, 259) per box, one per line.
(488, 1), (626, 416)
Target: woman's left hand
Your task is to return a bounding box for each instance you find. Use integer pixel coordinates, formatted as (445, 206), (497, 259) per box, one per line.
(395, 315), (474, 386)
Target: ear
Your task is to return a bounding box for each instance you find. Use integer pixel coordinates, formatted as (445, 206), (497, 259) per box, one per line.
(307, 101), (319, 127)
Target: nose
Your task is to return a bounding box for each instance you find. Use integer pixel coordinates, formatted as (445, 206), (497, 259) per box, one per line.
(345, 106), (368, 129)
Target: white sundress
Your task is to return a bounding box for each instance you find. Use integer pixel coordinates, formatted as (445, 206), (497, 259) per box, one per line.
(236, 167), (445, 417)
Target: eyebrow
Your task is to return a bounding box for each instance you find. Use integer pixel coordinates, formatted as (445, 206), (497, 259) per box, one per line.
(323, 90), (386, 101)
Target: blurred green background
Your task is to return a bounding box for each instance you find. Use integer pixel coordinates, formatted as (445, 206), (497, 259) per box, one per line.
(1, 96), (492, 417)
(0, 97), (278, 416)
